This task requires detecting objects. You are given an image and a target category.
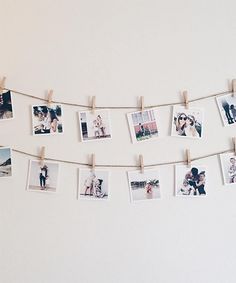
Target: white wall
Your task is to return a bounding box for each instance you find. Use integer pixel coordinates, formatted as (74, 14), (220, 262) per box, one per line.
(0, 1), (236, 282)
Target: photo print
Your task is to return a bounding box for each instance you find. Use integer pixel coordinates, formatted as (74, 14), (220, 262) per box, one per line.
(79, 110), (112, 142)
(79, 169), (109, 200)
(32, 104), (63, 135)
(27, 160), (59, 192)
(171, 106), (203, 138)
(0, 90), (13, 120)
(220, 152), (236, 185)
(216, 94), (236, 126)
(127, 109), (159, 143)
(127, 169), (161, 202)
(0, 147), (12, 177)
(175, 165), (207, 197)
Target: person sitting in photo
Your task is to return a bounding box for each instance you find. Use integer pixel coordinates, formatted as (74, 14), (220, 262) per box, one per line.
(230, 105), (236, 122)
(145, 182), (153, 194)
(193, 171), (206, 195)
(174, 113), (187, 136)
(228, 157), (236, 183)
(0, 91), (13, 119)
(178, 179), (192, 195)
(184, 115), (200, 138)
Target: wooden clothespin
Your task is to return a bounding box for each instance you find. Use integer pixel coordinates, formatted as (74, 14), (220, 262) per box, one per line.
(47, 89), (53, 107)
(140, 96), (144, 112)
(233, 137), (236, 155)
(91, 96), (96, 114)
(183, 90), (189, 109)
(91, 153), (96, 172)
(139, 154), (144, 174)
(39, 146), (46, 167)
(0, 77), (6, 95)
(186, 149), (191, 168)
(232, 79), (236, 97)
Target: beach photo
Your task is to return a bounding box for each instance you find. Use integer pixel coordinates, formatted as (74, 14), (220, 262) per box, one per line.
(0, 90), (13, 120)
(32, 104), (63, 135)
(220, 152), (236, 185)
(78, 169), (109, 200)
(127, 169), (161, 202)
(0, 147), (12, 178)
(171, 106), (203, 138)
(78, 110), (112, 142)
(216, 94), (236, 126)
(27, 160), (59, 192)
(127, 109), (159, 143)
(175, 165), (207, 197)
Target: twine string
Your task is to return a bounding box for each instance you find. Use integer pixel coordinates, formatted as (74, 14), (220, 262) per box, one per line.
(4, 87), (231, 110)
(5, 146), (233, 169)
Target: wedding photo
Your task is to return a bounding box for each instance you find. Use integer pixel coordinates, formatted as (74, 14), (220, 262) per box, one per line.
(220, 153), (236, 185)
(171, 106), (203, 138)
(0, 147), (12, 178)
(127, 109), (159, 143)
(216, 94), (236, 126)
(127, 169), (161, 202)
(78, 110), (112, 142)
(78, 169), (109, 200)
(0, 90), (13, 120)
(31, 104), (63, 135)
(175, 165), (207, 197)
(27, 160), (59, 192)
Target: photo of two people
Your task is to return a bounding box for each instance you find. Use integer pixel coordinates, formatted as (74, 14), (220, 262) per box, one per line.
(79, 169), (109, 200)
(171, 106), (203, 138)
(217, 94), (236, 126)
(176, 165), (207, 196)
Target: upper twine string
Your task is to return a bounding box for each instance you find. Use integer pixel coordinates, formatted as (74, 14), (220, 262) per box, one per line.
(2, 85), (235, 167)
(5, 146), (234, 168)
(4, 87), (232, 109)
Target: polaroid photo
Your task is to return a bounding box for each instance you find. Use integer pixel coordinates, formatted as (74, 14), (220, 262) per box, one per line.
(0, 90), (14, 120)
(78, 110), (112, 142)
(31, 104), (63, 135)
(27, 160), (60, 192)
(171, 106), (203, 138)
(127, 109), (159, 143)
(175, 165), (207, 197)
(78, 169), (109, 200)
(0, 147), (12, 178)
(220, 152), (236, 186)
(216, 94), (236, 127)
(127, 169), (161, 202)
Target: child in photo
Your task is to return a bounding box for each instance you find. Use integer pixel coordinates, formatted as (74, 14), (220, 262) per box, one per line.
(79, 111), (112, 142)
(127, 110), (159, 143)
(128, 169), (161, 202)
(79, 169), (109, 200)
(228, 157), (236, 183)
(176, 166), (206, 196)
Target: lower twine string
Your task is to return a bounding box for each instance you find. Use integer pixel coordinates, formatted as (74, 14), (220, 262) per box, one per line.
(5, 146), (234, 169)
